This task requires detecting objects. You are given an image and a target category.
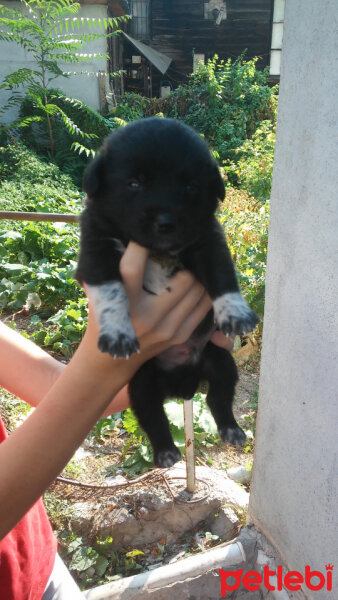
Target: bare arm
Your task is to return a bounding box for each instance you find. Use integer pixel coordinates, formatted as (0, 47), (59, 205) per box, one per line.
(0, 243), (213, 539)
(0, 322), (131, 415)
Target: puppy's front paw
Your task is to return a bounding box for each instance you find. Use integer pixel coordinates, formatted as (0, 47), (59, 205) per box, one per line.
(219, 425), (246, 446)
(85, 281), (140, 358)
(154, 446), (181, 468)
(98, 331), (140, 358)
(213, 292), (260, 336)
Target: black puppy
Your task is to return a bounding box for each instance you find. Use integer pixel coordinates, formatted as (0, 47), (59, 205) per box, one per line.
(76, 117), (259, 468)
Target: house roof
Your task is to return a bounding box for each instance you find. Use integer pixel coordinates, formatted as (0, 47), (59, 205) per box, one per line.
(122, 32), (172, 74)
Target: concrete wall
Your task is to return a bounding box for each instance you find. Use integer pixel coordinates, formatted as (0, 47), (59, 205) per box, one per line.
(249, 0), (338, 596)
(0, 2), (109, 123)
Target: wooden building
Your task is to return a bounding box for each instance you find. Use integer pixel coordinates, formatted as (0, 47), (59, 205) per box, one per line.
(82, 0), (284, 99)
(106, 0), (284, 99)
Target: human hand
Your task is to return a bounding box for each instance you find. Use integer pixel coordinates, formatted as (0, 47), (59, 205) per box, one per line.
(119, 242), (213, 359)
(210, 330), (236, 352)
(97, 243), (235, 417)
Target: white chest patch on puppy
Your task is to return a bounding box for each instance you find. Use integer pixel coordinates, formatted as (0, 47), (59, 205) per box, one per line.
(143, 258), (177, 295)
(112, 238), (126, 255)
(86, 281), (139, 358)
(213, 291), (259, 336)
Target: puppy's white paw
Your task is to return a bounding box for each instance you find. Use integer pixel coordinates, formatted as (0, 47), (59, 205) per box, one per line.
(213, 292), (260, 336)
(98, 330), (139, 358)
(86, 281), (139, 358)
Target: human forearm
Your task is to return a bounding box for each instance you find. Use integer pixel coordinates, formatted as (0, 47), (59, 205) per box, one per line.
(0, 322), (63, 406)
(0, 321), (131, 415)
(0, 329), (143, 540)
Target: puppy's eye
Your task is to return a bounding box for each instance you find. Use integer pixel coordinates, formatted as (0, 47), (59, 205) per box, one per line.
(128, 180), (142, 191)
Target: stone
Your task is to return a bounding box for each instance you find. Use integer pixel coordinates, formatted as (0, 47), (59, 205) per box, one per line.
(69, 463), (249, 549)
(227, 466), (251, 485)
(208, 506), (239, 539)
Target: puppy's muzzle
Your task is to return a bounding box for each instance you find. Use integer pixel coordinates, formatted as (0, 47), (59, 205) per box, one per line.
(153, 213), (176, 235)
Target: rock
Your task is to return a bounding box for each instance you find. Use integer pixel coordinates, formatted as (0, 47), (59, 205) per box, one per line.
(74, 446), (91, 460)
(227, 466), (251, 485)
(68, 463), (249, 549)
(105, 474), (128, 485)
(208, 506), (239, 539)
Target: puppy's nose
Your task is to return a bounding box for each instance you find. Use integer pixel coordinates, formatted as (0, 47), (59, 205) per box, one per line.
(154, 213), (176, 234)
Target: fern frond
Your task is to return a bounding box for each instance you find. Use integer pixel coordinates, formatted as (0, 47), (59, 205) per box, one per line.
(0, 68), (38, 89)
(11, 114), (44, 128)
(54, 106), (98, 140)
(71, 142), (96, 158)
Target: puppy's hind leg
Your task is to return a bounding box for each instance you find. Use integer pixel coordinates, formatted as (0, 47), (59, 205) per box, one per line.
(86, 281), (139, 358)
(202, 343), (246, 446)
(129, 363), (181, 468)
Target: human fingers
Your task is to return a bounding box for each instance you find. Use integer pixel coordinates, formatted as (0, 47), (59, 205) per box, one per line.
(142, 269), (201, 319)
(127, 270), (200, 343)
(168, 291), (212, 345)
(119, 241), (149, 299)
(141, 286), (211, 353)
(210, 330), (235, 351)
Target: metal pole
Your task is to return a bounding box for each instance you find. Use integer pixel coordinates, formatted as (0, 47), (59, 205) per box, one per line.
(0, 211), (79, 223)
(183, 399), (196, 493)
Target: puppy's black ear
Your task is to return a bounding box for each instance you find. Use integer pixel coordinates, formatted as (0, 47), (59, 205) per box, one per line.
(210, 163), (225, 201)
(83, 153), (105, 199)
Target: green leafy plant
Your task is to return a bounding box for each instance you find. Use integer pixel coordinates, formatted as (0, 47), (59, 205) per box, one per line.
(57, 531), (151, 588)
(219, 189), (269, 317)
(0, 144), (84, 318)
(227, 120), (275, 202)
(0, 0), (127, 155)
(87, 412), (124, 444)
(111, 92), (150, 122)
(116, 392), (221, 475)
(0, 224), (81, 308)
(17, 89), (124, 183)
(145, 54), (277, 166)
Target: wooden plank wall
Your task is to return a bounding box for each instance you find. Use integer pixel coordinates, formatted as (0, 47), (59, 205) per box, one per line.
(149, 0), (273, 94)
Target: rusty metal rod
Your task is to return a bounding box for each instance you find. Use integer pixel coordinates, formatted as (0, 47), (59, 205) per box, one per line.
(0, 211), (79, 223)
(183, 399), (196, 493)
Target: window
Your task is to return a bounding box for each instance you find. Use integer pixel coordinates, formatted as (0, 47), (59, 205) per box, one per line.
(130, 0), (150, 39)
(270, 0), (285, 76)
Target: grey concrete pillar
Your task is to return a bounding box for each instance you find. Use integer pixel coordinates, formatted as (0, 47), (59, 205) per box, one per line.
(249, 0), (338, 593)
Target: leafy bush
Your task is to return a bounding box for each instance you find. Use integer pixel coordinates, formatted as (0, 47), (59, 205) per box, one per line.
(0, 143), (85, 354)
(18, 90), (121, 183)
(227, 120), (275, 203)
(0, 143), (82, 210)
(145, 55), (277, 165)
(111, 92), (151, 122)
(219, 187), (269, 317)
